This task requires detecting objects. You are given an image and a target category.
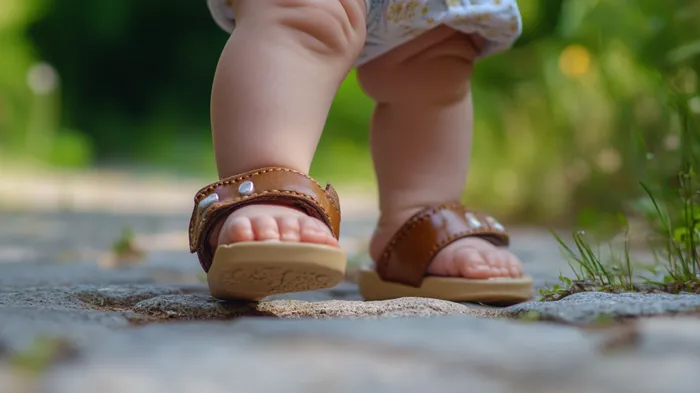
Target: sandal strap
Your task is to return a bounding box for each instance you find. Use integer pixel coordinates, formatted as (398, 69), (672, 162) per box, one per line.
(188, 167), (341, 272)
(376, 203), (509, 287)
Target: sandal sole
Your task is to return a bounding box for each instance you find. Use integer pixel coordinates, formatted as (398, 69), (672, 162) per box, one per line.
(357, 269), (533, 304)
(207, 241), (347, 301)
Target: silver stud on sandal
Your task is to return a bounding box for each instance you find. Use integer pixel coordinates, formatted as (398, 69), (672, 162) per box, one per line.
(198, 193), (220, 212)
(465, 212), (482, 228)
(238, 180), (255, 196)
(486, 216), (505, 232)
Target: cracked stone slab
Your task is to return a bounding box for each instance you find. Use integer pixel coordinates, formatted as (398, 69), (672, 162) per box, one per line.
(131, 294), (493, 320)
(0, 285), (201, 311)
(500, 292), (700, 324)
(72, 285), (205, 309)
(2, 285), (700, 393)
(131, 294), (256, 320)
(38, 316), (597, 393)
(26, 316), (700, 393)
(0, 284), (494, 351)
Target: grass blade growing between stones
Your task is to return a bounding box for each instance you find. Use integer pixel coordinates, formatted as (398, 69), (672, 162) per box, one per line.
(542, 231), (626, 301)
(640, 166), (699, 290)
(543, 91), (700, 300)
(551, 230), (594, 280)
(572, 231), (614, 286)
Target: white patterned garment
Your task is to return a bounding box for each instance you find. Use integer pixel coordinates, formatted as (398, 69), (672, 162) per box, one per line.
(207, 0), (522, 66)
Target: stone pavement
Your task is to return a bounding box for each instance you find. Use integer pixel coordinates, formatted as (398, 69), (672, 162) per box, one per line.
(1, 210), (699, 393)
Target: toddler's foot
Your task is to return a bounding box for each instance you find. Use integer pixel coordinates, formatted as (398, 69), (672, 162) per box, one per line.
(370, 207), (523, 279)
(190, 168), (346, 300)
(210, 205), (339, 249)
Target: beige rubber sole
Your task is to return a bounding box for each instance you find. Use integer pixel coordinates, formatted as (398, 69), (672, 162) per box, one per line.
(358, 269), (534, 304)
(207, 241), (347, 301)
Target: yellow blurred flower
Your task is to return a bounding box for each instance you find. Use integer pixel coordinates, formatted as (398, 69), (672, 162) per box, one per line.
(559, 44), (591, 77)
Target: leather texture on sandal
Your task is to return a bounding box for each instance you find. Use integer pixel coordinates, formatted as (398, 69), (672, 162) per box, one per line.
(376, 203), (510, 287)
(188, 167), (341, 272)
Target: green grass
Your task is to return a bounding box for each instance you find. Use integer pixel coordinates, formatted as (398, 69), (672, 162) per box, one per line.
(541, 173), (699, 300)
(541, 95), (700, 301)
(640, 174), (700, 291)
(540, 229), (636, 301)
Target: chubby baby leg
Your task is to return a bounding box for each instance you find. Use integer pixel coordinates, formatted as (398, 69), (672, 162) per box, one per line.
(209, 0), (367, 249)
(358, 25), (523, 279)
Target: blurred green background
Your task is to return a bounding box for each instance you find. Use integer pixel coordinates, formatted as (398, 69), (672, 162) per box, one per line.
(1, 0), (698, 225)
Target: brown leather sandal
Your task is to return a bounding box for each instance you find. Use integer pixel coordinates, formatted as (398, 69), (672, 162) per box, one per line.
(188, 167), (346, 300)
(358, 203), (533, 304)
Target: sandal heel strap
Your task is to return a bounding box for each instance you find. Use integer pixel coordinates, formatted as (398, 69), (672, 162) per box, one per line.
(188, 167), (341, 271)
(376, 203), (509, 287)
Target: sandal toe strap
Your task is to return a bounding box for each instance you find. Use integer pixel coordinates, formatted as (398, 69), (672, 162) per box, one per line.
(188, 167), (341, 272)
(376, 203), (509, 287)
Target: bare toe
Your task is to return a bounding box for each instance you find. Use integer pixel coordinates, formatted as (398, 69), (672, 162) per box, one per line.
(219, 216), (254, 245)
(277, 216), (301, 242)
(300, 216), (335, 245)
(312, 219), (338, 246)
(251, 216), (280, 241)
(209, 204), (339, 250)
(462, 247), (493, 279)
(480, 251), (504, 277)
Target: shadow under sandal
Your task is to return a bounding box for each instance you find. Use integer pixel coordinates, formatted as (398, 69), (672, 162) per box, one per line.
(358, 204), (533, 304)
(188, 167), (347, 301)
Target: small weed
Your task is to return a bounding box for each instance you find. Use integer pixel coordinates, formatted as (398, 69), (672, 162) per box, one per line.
(538, 273), (572, 300)
(100, 226), (146, 268)
(111, 227), (141, 257)
(541, 225), (635, 301)
(518, 310), (543, 322)
(640, 172), (700, 292)
(10, 336), (78, 376)
(544, 91), (699, 299)
(552, 226), (634, 291)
